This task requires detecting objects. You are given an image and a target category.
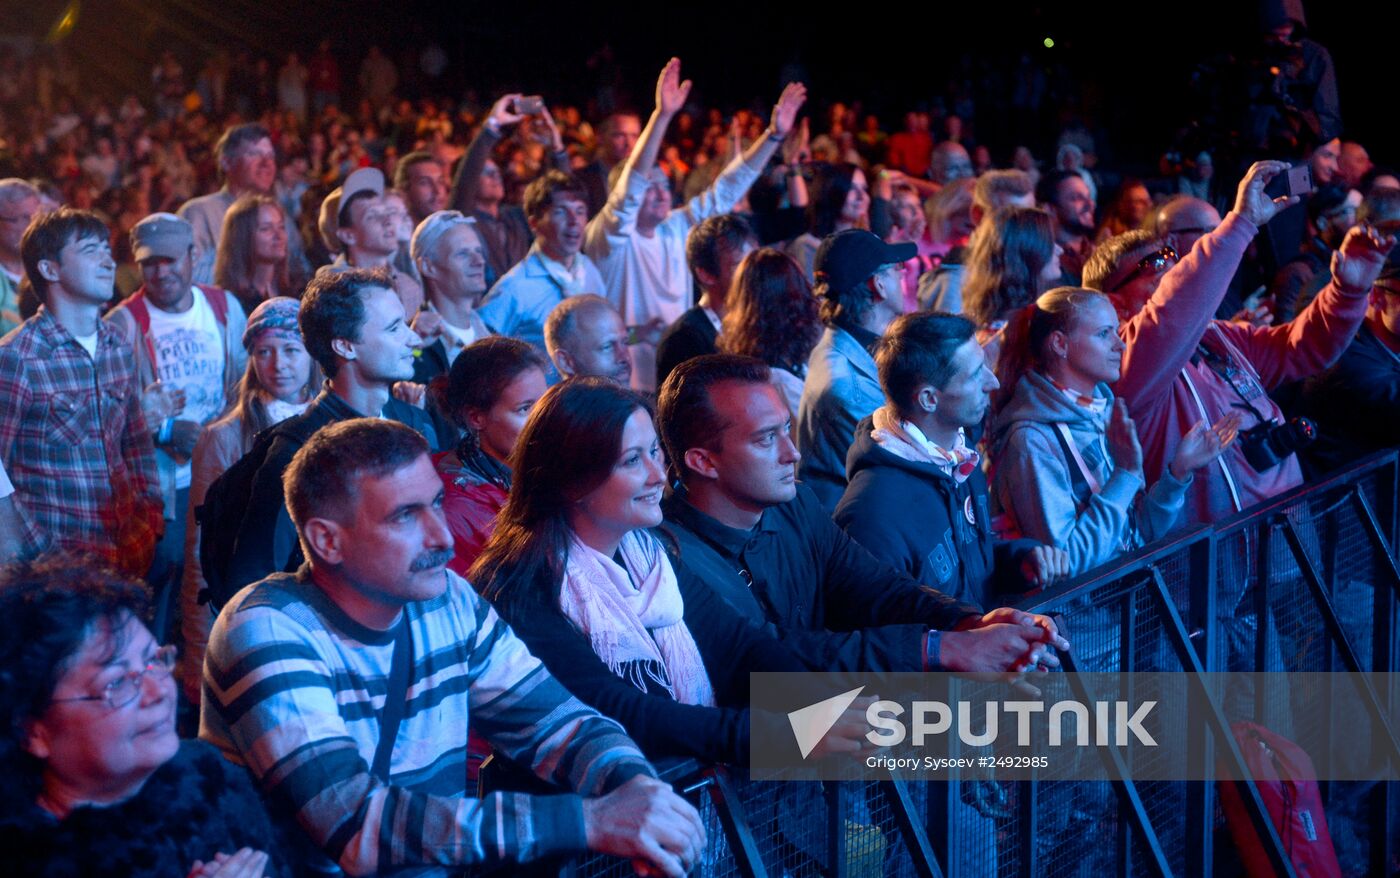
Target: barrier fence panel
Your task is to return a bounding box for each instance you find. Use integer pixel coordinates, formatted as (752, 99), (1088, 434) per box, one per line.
(569, 452), (1398, 878)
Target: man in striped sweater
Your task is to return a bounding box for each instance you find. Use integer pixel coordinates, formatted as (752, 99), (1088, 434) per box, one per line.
(200, 418), (705, 877)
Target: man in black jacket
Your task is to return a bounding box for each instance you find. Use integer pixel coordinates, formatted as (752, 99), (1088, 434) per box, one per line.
(225, 267), (440, 592)
(657, 354), (1068, 674)
(654, 214), (757, 389)
(834, 311), (1069, 609)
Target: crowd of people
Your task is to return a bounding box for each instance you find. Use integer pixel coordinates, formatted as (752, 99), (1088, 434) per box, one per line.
(0, 8), (1397, 875)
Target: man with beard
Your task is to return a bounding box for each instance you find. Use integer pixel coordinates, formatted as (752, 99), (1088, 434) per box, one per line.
(393, 151), (449, 226)
(1038, 170), (1097, 285)
(224, 268), (439, 592)
(107, 213), (247, 592)
(202, 418), (706, 877)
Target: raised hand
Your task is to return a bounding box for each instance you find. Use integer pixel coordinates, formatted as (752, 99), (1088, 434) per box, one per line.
(782, 117), (812, 166)
(654, 57), (692, 118)
(1233, 160), (1298, 228)
(769, 81), (808, 139)
(1106, 398), (1144, 476)
(487, 93), (526, 130)
(1169, 411), (1243, 479)
(1331, 222), (1398, 295)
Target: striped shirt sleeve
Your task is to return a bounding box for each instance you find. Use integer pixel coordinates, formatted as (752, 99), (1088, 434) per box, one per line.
(201, 574), (655, 876)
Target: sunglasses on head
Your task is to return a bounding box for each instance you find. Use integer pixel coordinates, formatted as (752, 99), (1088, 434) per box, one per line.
(1107, 245), (1178, 293)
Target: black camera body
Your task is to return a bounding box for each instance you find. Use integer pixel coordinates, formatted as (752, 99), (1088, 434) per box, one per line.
(1238, 416), (1316, 471)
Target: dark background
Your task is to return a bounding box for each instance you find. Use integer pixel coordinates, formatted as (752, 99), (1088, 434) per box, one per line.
(5, 0), (1395, 171)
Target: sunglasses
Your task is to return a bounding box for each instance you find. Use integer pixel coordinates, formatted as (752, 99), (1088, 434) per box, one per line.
(1107, 245), (1178, 293)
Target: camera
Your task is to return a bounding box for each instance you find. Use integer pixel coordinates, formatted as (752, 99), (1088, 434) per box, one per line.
(1238, 416), (1316, 471)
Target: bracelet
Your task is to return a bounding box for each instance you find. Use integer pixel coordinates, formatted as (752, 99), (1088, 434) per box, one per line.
(158, 418), (174, 444)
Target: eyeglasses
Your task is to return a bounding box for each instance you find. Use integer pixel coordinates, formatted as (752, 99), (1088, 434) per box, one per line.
(50, 645), (177, 711)
(1107, 245), (1177, 293)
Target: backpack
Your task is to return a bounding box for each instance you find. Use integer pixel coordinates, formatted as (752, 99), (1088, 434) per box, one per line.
(196, 415), (316, 611)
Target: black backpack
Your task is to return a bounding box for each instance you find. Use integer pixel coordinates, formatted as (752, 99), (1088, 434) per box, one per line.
(196, 417), (318, 611)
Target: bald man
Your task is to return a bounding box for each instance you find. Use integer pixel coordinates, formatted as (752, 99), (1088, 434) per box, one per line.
(543, 294), (633, 385)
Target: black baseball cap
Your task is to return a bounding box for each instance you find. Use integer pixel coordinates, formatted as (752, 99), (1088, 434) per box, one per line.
(813, 229), (917, 293)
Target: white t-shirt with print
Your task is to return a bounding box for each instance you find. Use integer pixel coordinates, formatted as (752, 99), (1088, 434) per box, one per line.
(144, 290), (226, 488)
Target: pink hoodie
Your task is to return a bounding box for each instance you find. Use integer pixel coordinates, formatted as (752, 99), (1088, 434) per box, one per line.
(1113, 212), (1369, 525)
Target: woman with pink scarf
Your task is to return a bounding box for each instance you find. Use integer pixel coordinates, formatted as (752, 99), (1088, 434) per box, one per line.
(470, 378), (862, 767)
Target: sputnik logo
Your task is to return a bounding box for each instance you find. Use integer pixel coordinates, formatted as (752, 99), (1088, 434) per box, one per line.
(787, 686), (865, 759)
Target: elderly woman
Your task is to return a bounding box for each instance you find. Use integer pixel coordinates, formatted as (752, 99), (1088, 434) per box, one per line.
(179, 297), (321, 702)
(470, 379), (857, 767)
(0, 557), (283, 877)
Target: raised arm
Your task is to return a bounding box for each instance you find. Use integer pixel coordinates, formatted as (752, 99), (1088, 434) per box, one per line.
(1115, 162), (1295, 407)
(1216, 223), (1395, 389)
(448, 94), (524, 214)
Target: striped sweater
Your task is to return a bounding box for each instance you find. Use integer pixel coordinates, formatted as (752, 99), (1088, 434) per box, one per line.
(199, 568), (655, 876)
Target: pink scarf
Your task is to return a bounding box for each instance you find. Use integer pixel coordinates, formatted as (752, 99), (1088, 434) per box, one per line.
(559, 531), (715, 706)
(871, 404), (981, 484)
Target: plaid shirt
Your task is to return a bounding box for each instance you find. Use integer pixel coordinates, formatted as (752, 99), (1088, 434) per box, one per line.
(0, 308), (163, 574)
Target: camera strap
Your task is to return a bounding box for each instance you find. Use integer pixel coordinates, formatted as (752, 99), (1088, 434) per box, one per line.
(1179, 365), (1244, 513)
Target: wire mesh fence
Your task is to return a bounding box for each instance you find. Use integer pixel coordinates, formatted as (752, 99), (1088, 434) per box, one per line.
(564, 453), (1398, 878)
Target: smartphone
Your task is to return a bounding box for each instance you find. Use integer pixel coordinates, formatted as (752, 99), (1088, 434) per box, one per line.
(513, 95), (544, 115)
(1264, 164), (1314, 199)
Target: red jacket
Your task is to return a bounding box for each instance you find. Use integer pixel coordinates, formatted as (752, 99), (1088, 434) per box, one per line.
(434, 448), (509, 576)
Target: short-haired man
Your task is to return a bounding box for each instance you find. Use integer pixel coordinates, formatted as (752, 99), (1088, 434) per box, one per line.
(106, 213), (248, 591)
(317, 167), (424, 314)
(654, 214), (757, 388)
(1082, 161), (1392, 525)
(659, 354), (1069, 674)
(577, 111), (643, 215)
(178, 123), (309, 283)
(392, 151), (448, 225)
(0, 178), (41, 335)
(584, 58), (807, 392)
(225, 267), (439, 592)
(919, 169), (1037, 311)
(544, 294), (632, 384)
(408, 210), (492, 386)
(795, 229), (911, 512)
(1037, 169), (1097, 284)
(477, 170), (607, 355)
(835, 312), (1066, 604)
(448, 94), (572, 285)
(0, 208), (162, 575)
(202, 418), (706, 876)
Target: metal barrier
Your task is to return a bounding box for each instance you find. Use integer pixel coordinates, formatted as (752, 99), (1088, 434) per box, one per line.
(569, 452), (1399, 878)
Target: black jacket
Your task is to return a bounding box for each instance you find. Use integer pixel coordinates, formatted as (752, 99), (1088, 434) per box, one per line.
(833, 415), (1036, 610)
(1300, 322), (1400, 471)
(661, 484), (981, 673)
(226, 390), (439, 592)
(654, 306), (719, 390)
(479, 537), (806, 767)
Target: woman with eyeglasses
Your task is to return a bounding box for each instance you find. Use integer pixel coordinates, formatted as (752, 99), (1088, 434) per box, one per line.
(0, 558), (283, 878)
(469, 378), (855, 767)
(988, 287), (1239, 576)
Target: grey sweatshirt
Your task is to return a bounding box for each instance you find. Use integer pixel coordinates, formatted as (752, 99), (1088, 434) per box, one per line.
(988, 371), (1191, 576)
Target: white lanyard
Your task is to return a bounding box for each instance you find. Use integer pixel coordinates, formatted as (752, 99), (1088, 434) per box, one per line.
(1180, 366), (1243, 512)
(1053, 423), (1104, 495)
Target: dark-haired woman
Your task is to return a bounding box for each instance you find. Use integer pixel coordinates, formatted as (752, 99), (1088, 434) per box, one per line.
(784, 162), (870, 279)
(718, 247), (821, 412)
(0, 558), (285, 877)
(469, 379), (835, 766)
(433, 336), (549, 575)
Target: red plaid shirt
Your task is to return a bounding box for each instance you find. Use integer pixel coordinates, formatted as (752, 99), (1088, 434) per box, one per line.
(0, 308), (163, 575)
